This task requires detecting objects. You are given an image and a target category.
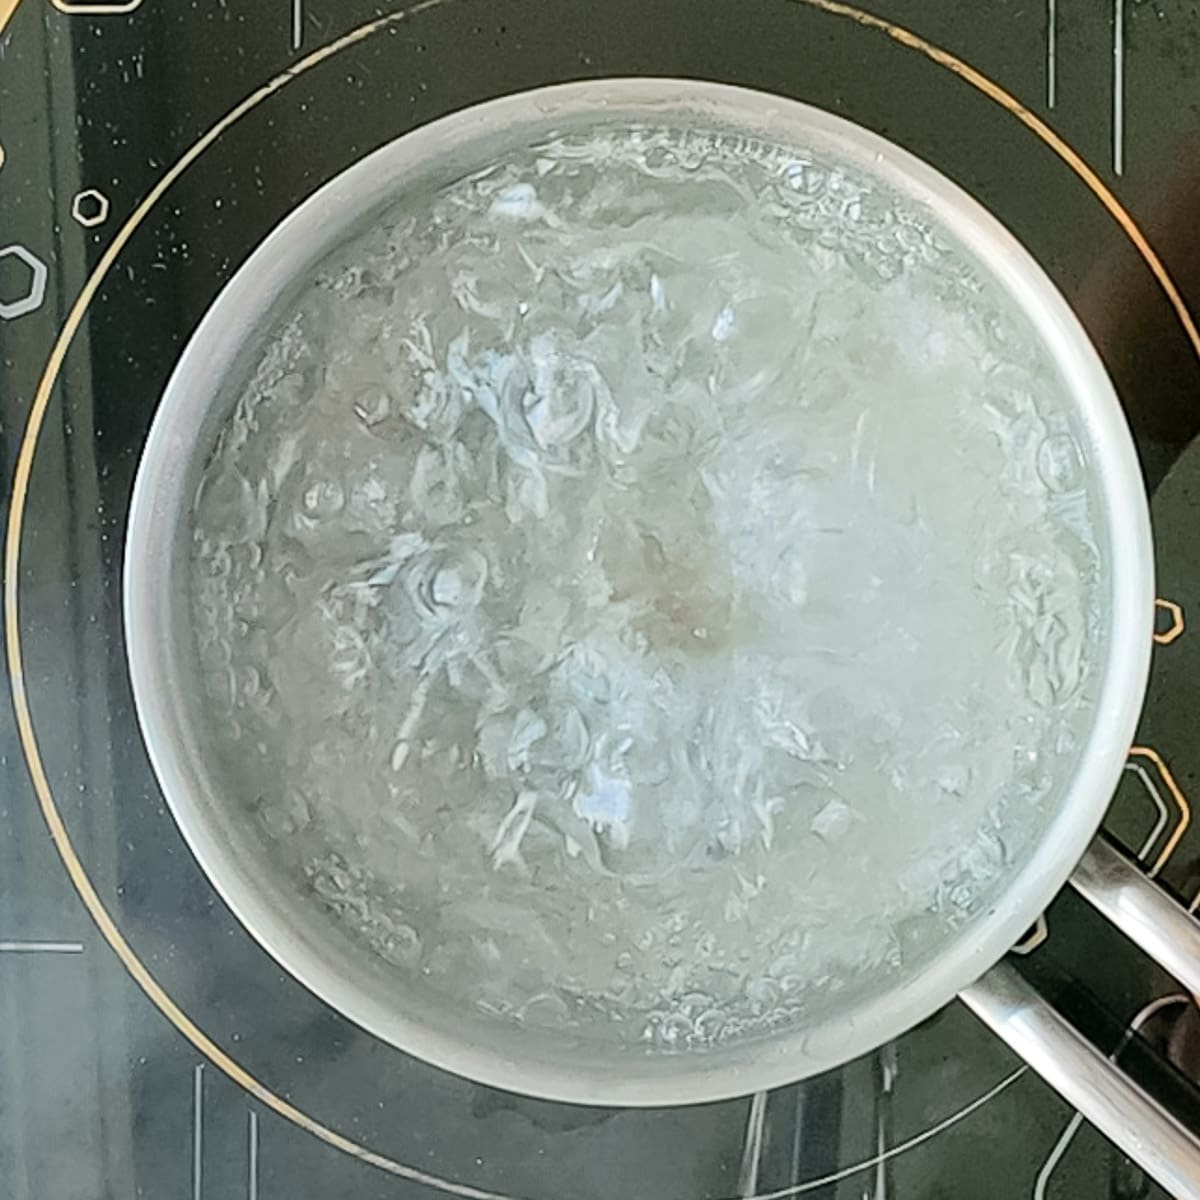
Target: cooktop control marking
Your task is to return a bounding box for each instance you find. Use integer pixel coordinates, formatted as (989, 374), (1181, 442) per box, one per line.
(48, 0), (144, 13)
(0, 243), (47, 320)
(1012, 915), (1050, 956)
(1127, 747), (1191, 877)
(71, 188), (110, 228)
(1154, 598), (1185, 645)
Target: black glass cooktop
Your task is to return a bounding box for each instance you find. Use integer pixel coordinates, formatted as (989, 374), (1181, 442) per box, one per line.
(4, 2), (1200, 1197)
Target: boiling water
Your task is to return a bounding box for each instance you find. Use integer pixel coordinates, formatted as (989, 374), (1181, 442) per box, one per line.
(190, 120), (1102, 1048)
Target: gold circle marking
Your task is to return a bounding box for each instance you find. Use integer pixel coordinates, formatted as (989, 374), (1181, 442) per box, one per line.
(6, 1), (1199, 1196)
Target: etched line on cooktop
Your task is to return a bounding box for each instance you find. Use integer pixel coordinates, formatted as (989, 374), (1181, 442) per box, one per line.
(1046, 0), (1057, 108)
(779, 1068), (1027, 1196)
(737, 1091), (768, 1198)
(0, 939), (83, 953)
(1113, 0), (1125, 175)
(248, 1111), (259, 1200)
(48, 0), (144, 13)
(869, 1044), (898, 1200)
(1125, 762), (1171, 866)
(193, 1064), (205, 1200)
(1032, 1112), (1083, 1200)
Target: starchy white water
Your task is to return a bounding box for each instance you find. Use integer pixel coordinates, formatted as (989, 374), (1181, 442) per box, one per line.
(190, 120), (1103, 1048)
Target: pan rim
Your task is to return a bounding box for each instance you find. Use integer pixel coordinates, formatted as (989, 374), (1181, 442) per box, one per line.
(124, 76), (1154, 1106)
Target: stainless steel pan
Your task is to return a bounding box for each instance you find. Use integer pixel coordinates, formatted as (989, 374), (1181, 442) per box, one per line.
(124, 79), (1200, 1195)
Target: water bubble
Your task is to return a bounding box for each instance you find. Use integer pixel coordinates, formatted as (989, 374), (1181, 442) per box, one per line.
(380, 924), (422, 967)
(1037, 432), (1085, 493)
(353, 384), (391, 428)
(302, 477), (345, 518)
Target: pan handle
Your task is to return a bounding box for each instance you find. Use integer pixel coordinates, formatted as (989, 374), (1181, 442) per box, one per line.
(1070, 834), (1200, 997)
(961, 963), (1200, 1200)
(959, 835), (1200, 1200)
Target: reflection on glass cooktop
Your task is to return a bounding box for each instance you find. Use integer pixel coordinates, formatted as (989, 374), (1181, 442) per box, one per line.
(3, 1), (1200, 1197)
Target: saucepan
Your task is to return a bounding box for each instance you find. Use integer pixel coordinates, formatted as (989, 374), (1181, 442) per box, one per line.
(123, 79), (1200, 1197)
